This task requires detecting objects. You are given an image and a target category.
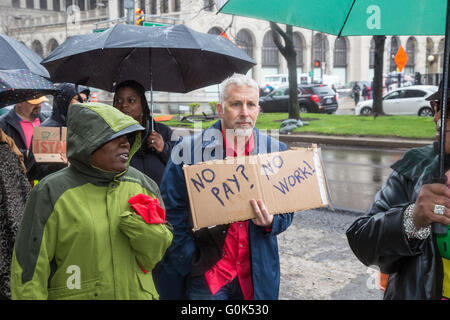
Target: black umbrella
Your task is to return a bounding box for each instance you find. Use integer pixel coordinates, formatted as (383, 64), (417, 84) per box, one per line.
(0, 69), (56, 108)
(0, 34), (50, 78)
(42, 24), (255, 92)
(41, 24), (256, 130)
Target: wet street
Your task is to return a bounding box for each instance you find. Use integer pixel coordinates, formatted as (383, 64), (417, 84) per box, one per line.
(278, 208), (384, 300)
(304, 144), (406, 212)
(278, 143), (407, 300)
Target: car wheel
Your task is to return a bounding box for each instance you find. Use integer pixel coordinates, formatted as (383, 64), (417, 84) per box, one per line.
(299, 105), (308, 113)
(360, 107), (372, 116)
(418, 107), (433, 117)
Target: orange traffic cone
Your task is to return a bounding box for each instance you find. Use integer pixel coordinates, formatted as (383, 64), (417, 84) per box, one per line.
(91, 91), (98, 102)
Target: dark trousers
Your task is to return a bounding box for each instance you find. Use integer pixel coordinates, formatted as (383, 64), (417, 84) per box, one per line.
(187, 275), (244, 300)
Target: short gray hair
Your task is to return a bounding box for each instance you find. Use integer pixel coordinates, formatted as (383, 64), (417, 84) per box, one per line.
(219, 73), (259, 103)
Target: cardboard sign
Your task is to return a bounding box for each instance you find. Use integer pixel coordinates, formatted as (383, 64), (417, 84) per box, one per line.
(183, 147), (329, 229)
(32, 127), (67, 163)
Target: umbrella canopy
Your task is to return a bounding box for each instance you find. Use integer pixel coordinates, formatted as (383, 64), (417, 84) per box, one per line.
(41, 23), (256, 93)
(0, 69), (56, 108)
(0, 34), (50, 77)
(216, 0), (446, 36)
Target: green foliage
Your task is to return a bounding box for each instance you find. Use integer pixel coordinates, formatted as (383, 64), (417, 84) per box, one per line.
(209, 101), (218, 115)
(188, 102), (200, 115)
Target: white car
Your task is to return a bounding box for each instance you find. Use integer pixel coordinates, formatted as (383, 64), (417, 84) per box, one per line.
(355, 85), (438, 116)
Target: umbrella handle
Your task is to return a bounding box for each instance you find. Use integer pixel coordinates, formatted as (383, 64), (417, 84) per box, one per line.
(438, 0), (450, 178)
(431, 176), (448, 235)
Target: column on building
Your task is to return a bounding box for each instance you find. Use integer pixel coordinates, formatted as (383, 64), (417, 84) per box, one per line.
(109, 0), (120, 20)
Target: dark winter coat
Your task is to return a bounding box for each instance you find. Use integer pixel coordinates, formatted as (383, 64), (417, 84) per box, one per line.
(41, 83), (90, 127)
(346, 142), (444, 299)
(0, 107), (47, 181)
(0, 143), (31, 299)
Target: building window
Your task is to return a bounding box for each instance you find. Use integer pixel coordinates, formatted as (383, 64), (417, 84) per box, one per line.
(12, 0), (20, 8)
(173, 0), (180, 12)
(139, 0), (145, 12)
(53, 0), (60, 11)
(32, 40), (44, 58)
(334, 37), (347, 67)
(118, 0), (124, 16)
(77, 0), (85, 10)
(314, 33), (327, 64)
(405, 37), (416, 74)
(47, 39), (59, 53)
(150, 0), (156, 14)
(26, 0), (34, 8)
(204, 0), (214, 11)
(40, 0), (48, 9)
(390, 36), (400, 72)
(160, 0), (168, 13)
(262, 31), (279, 67)
(207, 27), (222, 35)
(236, 29), (253, 59)
(293, 33), (304, 68)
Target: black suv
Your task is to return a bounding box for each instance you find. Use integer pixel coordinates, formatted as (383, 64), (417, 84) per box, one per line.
(259, 84), (338, 113)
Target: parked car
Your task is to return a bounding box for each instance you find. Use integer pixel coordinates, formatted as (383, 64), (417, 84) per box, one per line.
(259, 84), (338, 114)
(354, 85), (438, 116)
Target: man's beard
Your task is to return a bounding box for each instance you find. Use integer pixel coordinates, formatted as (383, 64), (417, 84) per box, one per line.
(230, 118), (254, 137)
(231, 128), (253, 136)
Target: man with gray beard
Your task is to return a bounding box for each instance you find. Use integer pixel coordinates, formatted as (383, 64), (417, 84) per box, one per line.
(155, 73), (293, 300)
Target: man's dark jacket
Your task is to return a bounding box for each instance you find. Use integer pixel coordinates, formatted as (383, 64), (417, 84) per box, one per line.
(0, 107), (47, 181)
(154, 120), (294, 300)
(346, 143), (444, 299)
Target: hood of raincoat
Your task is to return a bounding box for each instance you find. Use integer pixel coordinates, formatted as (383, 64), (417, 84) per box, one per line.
(50, 83), (90, 126)
(66, 102), (144, 184)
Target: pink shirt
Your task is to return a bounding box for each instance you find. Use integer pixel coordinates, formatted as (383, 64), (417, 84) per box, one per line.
(18, 115), (40, 149)
(203, 127), (255, 300)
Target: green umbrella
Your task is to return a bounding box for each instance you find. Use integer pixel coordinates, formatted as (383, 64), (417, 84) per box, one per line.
(216, 0), (446, 36)
(216, 0), (450, 233)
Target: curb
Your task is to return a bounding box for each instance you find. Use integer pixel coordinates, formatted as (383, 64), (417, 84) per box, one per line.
(277, 133), (433, 149)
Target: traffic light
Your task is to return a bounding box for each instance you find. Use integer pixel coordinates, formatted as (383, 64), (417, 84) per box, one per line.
(314, 60), (321, 68)
(135, 8), (144, 25)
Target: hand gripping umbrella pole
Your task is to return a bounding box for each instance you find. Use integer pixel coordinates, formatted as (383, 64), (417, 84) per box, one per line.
(149, 48), (154, 133)
(433, 0), (450, 235)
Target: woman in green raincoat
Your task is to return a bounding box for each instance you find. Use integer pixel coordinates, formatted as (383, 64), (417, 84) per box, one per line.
(10, 102), (173, 300)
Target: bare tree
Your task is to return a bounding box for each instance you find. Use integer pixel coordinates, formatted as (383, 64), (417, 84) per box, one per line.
(270, 22), (300, 120)
(0, 15), (14, 36)
(372, 35), (387, 118)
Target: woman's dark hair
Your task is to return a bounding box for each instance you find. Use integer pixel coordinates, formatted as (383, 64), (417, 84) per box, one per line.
(114, 80), (150, 125)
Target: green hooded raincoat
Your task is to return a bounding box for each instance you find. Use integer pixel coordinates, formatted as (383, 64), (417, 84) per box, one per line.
(10, 102), (173, 300)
